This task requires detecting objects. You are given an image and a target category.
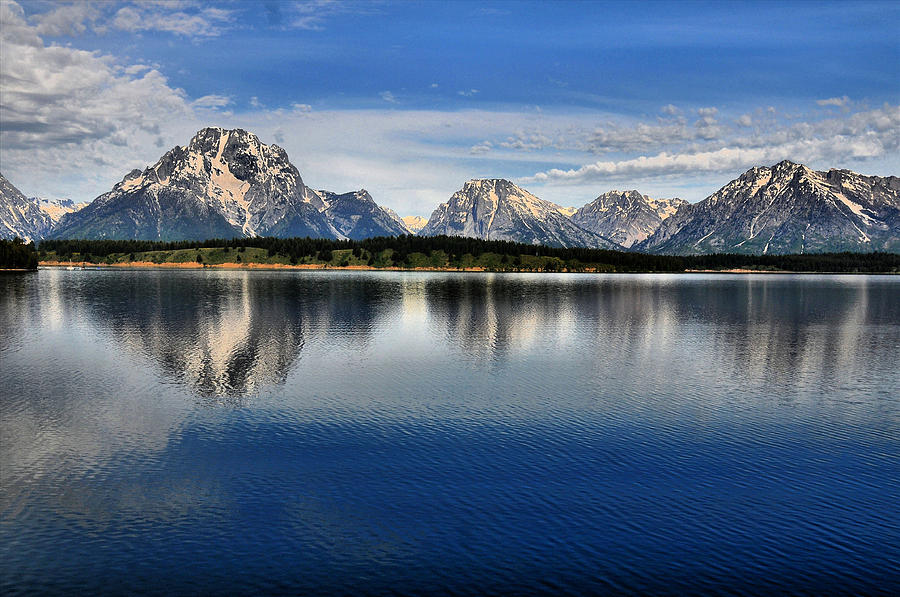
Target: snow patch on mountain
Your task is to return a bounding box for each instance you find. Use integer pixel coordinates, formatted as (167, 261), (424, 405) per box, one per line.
(421, 179), (620, 249)
(571, 190), (687, 248)
(638, 160), (900, 254)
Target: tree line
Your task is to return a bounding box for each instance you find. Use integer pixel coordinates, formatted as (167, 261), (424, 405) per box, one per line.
(36, 235), (900, 273)
(0, 238), (39, 270)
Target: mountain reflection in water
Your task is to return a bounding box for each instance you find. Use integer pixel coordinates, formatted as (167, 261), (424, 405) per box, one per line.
(1, 270), (897, 595)
(0, 270), (893, 403)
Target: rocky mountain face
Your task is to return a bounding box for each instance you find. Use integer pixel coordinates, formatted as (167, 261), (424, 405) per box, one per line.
(572, 190), (687, 248)
(402, 215), (428, 234)
(36, 198), (88, 224)
(638, 160), (900, 254)
(0, 172), (52, 242)
(318, 189), (410, 239)
(51, 128), (343, 241)
(420, 179), (620, 249)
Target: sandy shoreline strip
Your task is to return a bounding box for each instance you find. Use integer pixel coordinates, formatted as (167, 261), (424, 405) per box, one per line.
(33, 262), (891, 274)
(39, 260), (491, 272)
(37, 261), (813, 274)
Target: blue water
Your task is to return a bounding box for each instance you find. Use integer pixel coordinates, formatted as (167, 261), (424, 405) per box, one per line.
(1, 270), (898, 595)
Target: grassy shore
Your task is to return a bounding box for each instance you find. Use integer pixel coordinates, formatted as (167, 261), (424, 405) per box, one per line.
(39, 246), (606, 272)
(36, 237), (900, 274)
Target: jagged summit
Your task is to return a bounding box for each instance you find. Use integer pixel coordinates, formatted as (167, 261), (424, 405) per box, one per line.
(571, 190), (687, 248)
(50, 127), (341, 241)
(0, 172), (52, 242)
(48, 127), (410, 242)
(638, 161), (900, 254)
(318, 188), (410, 239)
(420, 178), (620, 249)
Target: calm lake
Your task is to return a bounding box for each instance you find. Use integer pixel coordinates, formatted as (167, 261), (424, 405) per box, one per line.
(1, 269), (898, 595)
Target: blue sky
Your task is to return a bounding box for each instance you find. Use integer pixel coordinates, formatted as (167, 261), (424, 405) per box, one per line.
(2, 0), (898, 216)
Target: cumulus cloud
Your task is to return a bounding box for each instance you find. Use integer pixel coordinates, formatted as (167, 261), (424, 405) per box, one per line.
(500, 131), (554, 151)
(0, 1), (193, 198)
(583, 119), (692, 154)
(22, 1), (237, 40)
(525, 104), (900, 184)
(192, 95), (232, 108)
(817, 95), (851, 108)
(469, 141), (493, 155)
(29, 1), (101, 37)
(380, 91), (398, 103)
(110, 4), (235, 37)
(458, 89), (480, 97)
(661, 104), (680, 116)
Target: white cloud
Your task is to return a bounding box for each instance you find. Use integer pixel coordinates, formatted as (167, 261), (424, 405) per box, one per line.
(0, 1), (192, 199)
(499, 132), (553, 151)
(110, 4), (235, 37)
(29, 2), (101, 36)
(661, 104), (680, 116)
(817, 95), (851, 108)
(736, 114), (753, 127)
(458, 89), (480, 97)
(469, 141), (493, 155)
(380, 91), (398, 103)
(285, 0), (378, 31)
(192, 94), (231, 108)
(525, 104), (900, 185)
(123, 63), (152, 75)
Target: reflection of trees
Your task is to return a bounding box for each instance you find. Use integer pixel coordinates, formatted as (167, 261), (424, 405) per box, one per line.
(656, 276), (887, 390)
(25, 270), (401, 399)
(423, 274), (898, 395)
(424, 274), (572, 362)
(5, 270), (897, 402)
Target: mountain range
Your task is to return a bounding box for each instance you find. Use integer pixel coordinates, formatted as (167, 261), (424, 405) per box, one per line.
(419, 178), (619, 249)
(637, 160), (900, 254)
(2, 127), (898, 254)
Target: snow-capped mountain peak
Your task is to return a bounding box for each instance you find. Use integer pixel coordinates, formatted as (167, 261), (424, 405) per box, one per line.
(50, 127), (342, 241)
(571, 190), (687, 248)
(420, 178), (620, 248)
(639, 161), (900, 254)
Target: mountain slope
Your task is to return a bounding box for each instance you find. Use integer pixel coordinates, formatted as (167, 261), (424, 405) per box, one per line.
(420, 179), (620, 249)
(638, 161), (900, 254)
(319, 189), (410, 239)
(0, 172), (52, 242)
(51, 128), (342, 241)
(572, 190), (687, 248)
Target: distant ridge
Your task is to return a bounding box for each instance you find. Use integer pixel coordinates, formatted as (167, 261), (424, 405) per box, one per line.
(637, 160), (900, 254)
(420, 178), (620, 249)
(1, 126), (897, 254)
(48, 128), (407, 242)
(571, 190), (687, 248)
(0, 172), (52, 243)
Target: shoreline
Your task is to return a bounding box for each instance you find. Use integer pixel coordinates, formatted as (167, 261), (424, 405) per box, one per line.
(39, 260), (492, 272)
(37, 261), (895, 274)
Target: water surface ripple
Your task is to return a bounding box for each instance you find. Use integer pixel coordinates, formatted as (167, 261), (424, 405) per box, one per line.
(1, 270), (898, 595)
